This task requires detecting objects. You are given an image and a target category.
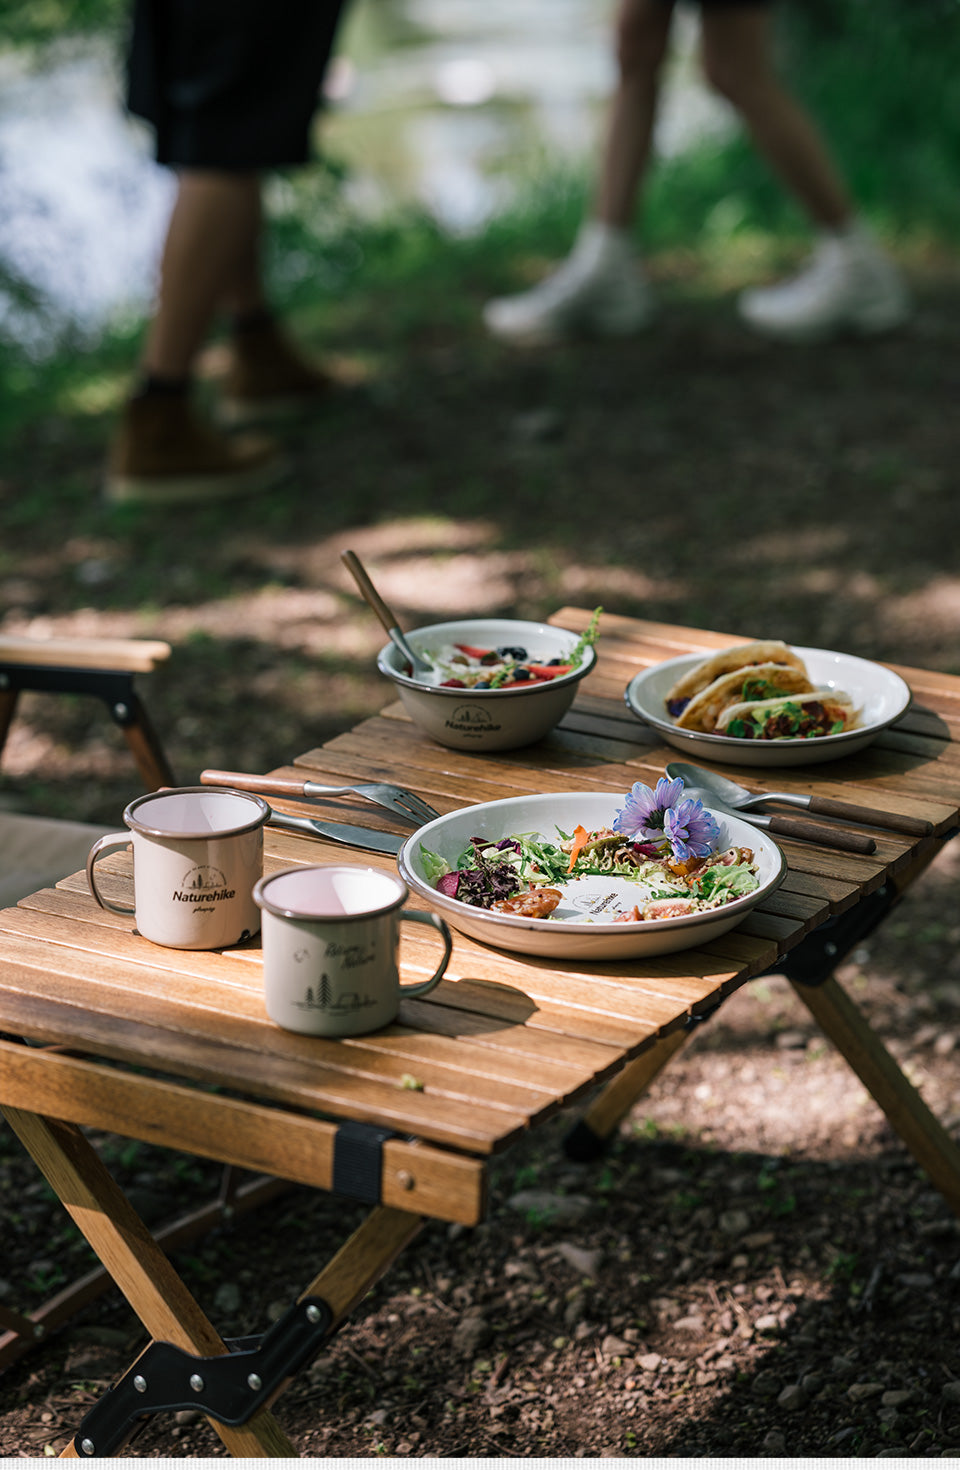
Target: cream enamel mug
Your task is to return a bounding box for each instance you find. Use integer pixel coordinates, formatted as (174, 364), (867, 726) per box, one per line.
(253, 864), (452, 1037)
(86, 786), (268, 950)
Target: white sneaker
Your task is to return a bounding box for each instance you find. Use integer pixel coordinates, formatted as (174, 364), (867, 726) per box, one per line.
(738, 226), (910, 343)
(483, 223), (654, 344)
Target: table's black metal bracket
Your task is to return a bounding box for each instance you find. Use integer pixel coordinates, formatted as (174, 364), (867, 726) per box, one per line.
(332, 1119), (396, 1203)
(0, 662), (143, 731)
(72, 1294), (332, 1457)
(686, 996), (726, 1030)
(775, 882), (898, 988)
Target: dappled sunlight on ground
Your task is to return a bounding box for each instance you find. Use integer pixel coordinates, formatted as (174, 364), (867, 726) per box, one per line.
(878, 575), (960, 654)
(560, 561), (685, 604)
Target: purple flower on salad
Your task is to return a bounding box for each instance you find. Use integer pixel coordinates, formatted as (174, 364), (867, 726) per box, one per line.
(614, 777), (719, 862)
(663, 798), (720, 862)
(613, 777), (685, 842)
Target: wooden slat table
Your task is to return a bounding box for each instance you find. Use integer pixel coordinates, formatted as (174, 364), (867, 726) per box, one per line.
(2, 609), (960, 1457)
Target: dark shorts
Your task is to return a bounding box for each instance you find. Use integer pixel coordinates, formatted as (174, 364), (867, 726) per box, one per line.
(127, 0), (348, 170)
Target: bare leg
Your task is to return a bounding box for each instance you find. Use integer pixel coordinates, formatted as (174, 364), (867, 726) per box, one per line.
(482, 0), (670, 340)
(714, 7), (910, 341)
(142, 171), (265, 380)
(594, 0), (675, 227)
(699, 6), (852, 228)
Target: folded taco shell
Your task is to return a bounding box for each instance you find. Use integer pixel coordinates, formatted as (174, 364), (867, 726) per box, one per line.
(665, 640), (808, 718)
(676, 662), (815, 732)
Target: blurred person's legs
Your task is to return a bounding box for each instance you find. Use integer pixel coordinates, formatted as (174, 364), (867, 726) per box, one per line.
(483, 0), (670, 344)
(484, 0), (909, 347)
(106, 0), (346, 504)
(698, 6), (910, 340)
(107, 172), (286, 505)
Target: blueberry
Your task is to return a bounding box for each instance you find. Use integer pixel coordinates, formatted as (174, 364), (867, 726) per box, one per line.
(496, 645), (528, 660)
(512, 667), (532, 681)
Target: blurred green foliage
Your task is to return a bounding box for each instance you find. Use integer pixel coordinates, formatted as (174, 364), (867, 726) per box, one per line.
(782, 0), (960, 237)
(0, 0), (126, 49)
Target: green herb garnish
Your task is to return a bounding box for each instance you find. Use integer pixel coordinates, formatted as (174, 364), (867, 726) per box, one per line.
(568, 606), (602, 668)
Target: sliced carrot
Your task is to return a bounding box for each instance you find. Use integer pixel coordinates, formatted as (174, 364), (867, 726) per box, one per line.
(567, 824), (591, 872)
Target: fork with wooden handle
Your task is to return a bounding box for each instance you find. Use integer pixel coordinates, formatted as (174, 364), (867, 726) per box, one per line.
(200, 769), (440, 827)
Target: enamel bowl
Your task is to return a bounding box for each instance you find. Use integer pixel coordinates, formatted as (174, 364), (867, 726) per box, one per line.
(377, 618), (596, 753)
(398, 790), (786, 960)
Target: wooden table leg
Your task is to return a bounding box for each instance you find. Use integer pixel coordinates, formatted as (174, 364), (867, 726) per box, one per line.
(299, 1204), (424, 1326)
(566, 1029), (690, 1159)
(790, 977), (960, 1220)
(118, 692), (175, 791)
(0, 687), (19, 760)
(1, 1106), (298, 1458)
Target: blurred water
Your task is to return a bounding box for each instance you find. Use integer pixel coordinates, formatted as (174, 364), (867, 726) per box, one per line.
(0, 0), (732, 345)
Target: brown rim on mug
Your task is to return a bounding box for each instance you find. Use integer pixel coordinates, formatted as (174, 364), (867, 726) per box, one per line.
(123, 786), (270, 839)
(253, 865), (408, 921)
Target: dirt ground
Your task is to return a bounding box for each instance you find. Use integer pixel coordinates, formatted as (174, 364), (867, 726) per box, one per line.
(1, 252), (960, 1457)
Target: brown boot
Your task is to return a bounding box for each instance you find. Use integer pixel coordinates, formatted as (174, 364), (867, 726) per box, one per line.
(220, 317), (332, 427)
(105, 392), (286, 505)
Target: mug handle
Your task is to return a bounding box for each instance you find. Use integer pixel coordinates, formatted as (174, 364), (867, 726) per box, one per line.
(86, 832), (136, 915)
(399, 910), (452, 997)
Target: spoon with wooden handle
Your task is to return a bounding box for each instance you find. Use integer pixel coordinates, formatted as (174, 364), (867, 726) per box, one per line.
(340, 548), (432, 677)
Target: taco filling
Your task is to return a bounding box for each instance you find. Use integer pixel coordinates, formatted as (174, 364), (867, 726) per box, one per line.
(675, 662), (815, 733)
(715, 691), (858, 741)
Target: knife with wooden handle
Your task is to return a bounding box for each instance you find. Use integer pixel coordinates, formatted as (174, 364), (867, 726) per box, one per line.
(683, 786), (877, 854)
(757, 812), (876, 854)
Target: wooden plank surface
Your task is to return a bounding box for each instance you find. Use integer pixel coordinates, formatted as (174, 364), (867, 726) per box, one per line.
(1, 610), (958, 1174)
(0, 635), (171, 674)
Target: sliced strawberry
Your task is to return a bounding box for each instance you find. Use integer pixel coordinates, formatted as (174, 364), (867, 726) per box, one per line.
(453, 643), (493, 659)
(525, 663), (572, 680)
(439, 678), (467, 688)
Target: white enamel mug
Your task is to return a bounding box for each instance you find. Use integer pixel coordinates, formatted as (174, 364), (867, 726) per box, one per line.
(86, 786), (269, 950)
(253, 865), (452, 1037)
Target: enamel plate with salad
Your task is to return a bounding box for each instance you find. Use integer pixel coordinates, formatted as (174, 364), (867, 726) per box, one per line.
(398, 780), (786, 960)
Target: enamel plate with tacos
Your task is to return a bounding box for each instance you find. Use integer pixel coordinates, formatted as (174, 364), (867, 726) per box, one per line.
(624, 640), (912, 768)
(665, 640), (858, 740)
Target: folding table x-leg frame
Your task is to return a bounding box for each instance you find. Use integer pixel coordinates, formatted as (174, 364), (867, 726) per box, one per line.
(1, 1108), (424, 1458)
(565, 833), (960, 1223)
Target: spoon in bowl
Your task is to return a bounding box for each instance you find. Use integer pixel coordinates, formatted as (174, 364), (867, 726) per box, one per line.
(340, 549), (433, 678)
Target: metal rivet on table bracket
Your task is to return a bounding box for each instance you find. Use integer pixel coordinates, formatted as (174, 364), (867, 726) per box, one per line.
(305, 1304), (322, 1324)
(824, 942), (838, 957)
(80, 1439), (95, 1456)
(133, 1376), (147, 1393)
(189, 1373), (205, 1392)
(113, 702), (129, 721)
(247, 1373), (262, 1392)
(396, 1170), (415, 1191)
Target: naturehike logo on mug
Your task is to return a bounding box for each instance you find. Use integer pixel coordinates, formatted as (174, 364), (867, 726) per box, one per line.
(174, 865), (235, 906)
